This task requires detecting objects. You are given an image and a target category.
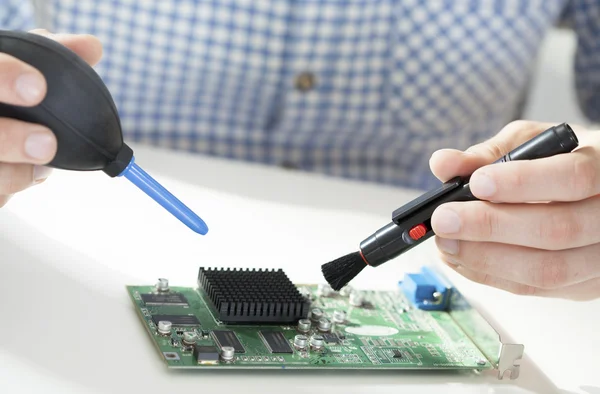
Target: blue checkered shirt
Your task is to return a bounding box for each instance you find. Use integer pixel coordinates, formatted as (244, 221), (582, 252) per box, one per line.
(2, 1), (600, 190)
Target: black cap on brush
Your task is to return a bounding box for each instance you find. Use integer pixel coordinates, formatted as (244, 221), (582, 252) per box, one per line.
(321, 123), (580, 290)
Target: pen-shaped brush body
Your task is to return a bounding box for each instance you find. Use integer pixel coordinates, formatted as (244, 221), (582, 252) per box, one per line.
(321, 123), (579, 289)
(361, 179), (473, 267)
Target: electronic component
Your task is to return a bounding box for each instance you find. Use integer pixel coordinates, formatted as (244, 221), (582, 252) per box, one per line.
(309, 308), (324, 322)
(156, 278), (170, 292)
(151, 314), (200, 327)
(322, 333), (339, 344)
(297, 319), (311, 333)
(211, 330), (245, 353)
(141, 292), (188, 306)
(393, 349), (404, 358)
(293, 334), (308, 349)
(220, 346), (235, 362)
(157, 321), (172, 335)
(317, 318), (332, 332)
(194, 345), (220, 365)
(182, 332), (197, 346)
(332, 310), (346, 323)
(317, 284), (333, 297)
(259, 331), (294, 354)
(349, 292), (364, 306)
(197, 267), (311, 323)
(398, 266), (452, 311)
(310, 335), (324, 350)
(339, 286), (353, 297)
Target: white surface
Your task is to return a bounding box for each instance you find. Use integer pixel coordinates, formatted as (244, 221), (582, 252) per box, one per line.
(1, 144), (599, 394)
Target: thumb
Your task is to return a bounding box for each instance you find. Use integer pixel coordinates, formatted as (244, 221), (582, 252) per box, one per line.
(429, 120), (558, 182)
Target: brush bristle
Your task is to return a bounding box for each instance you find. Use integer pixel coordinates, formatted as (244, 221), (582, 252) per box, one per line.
(321, 252), (366, 291)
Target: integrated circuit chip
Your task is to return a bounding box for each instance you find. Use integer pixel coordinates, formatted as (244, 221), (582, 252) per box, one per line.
(322, 333), (339, 344)
(211, 330), (245, 353)
(141, 293), (188, 306)
(152, 314), (200, 327)
(194, 345), (219, 365)
(259, 331), (294, 354)
(393, 349), (404, 359)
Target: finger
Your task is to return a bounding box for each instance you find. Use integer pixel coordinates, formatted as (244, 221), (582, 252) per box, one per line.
(0, 163), (51, 194)
(0, 52), (46, 106)
(0, 194), (12, 208)
(430, 120), (558, 182)
(0, 118), (57, 163)
(435, 237), (600, 289)
(431, 196), (600, 250)
(441, 261), (600, 301)
(469, 142), (600, 202)
(30, 29), (103, 66)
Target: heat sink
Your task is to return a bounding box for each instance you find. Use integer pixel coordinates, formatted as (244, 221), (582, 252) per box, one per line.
(197, 267), (311, 324)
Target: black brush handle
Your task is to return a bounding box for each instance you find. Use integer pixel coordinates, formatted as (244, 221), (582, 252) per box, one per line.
(361, 123), (579, 267)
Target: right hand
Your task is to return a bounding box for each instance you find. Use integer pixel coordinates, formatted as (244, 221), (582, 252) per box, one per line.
(0, 29), (103, 207)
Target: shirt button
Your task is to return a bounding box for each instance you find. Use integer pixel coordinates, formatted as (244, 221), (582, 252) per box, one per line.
(294, 72), (316, 92)
(280, 160), (299, 170)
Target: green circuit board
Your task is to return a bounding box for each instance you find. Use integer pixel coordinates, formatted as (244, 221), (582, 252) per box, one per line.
(127, 271), (496, 371)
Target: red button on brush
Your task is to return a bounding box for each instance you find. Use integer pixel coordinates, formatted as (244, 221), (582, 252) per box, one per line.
(408, 224), (427, 240)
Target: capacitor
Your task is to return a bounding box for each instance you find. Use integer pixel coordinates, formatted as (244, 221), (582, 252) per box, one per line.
(157, 320), (172, 335)
(317, 318), (332, 332)
(332, 310), (347, 323)
(156, 278), (169, 292)
(220, 346), (235, 362)
(339, 286), (353, 297)
(349, 291), (364, 306)
(310, 335), (324, 350)
(294, 334), (308, 349)
(310, 308), (324, 322)
(182, 332), (197, 345)
(317, 284), (332, 297)
(297, 319), (311, 333)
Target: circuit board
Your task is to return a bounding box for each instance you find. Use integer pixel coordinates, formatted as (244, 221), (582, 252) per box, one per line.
(126, 267), (508, 372)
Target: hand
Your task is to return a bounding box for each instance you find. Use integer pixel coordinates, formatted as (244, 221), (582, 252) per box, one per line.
(0, 29), (102, 207)
(429, 120), (600, 301)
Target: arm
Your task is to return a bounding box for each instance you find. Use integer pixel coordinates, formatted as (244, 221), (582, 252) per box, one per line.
(559, 1), (600, 122)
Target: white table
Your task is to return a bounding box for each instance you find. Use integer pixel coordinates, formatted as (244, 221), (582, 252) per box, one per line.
(1, 144), (598, 394)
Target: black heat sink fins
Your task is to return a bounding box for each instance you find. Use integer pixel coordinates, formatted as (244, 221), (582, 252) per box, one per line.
(197, 267), (310, 324)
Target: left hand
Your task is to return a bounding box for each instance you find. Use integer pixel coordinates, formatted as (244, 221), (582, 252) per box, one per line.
(429, 120), (600, 301)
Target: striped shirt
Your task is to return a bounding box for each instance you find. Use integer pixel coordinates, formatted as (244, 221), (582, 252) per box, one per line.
(2, 0), (599, 190)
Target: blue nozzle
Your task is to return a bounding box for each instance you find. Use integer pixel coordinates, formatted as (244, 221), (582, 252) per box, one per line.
(118, 157), (208, 235)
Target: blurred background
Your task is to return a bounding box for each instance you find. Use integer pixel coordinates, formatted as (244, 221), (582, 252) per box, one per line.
(29, 0), (592, 128)
(522, 27), (591, 127)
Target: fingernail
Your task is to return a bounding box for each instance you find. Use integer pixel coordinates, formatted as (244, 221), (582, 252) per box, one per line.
(471, 172), (496, 197)
(15, 73), (45, 103)
(25, 133), (55, 160)
(434, 207), (461, 233)
(437, 238), (459, 255)
(33, 165), (53, 182)
(443, 258), (459, 266)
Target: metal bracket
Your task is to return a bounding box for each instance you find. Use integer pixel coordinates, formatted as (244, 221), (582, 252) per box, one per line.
(497, 343), (524, 380)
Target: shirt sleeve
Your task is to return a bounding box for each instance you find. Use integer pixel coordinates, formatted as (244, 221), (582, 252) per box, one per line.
(559, 1), (600, 123)
(0, 0), (35, 31)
